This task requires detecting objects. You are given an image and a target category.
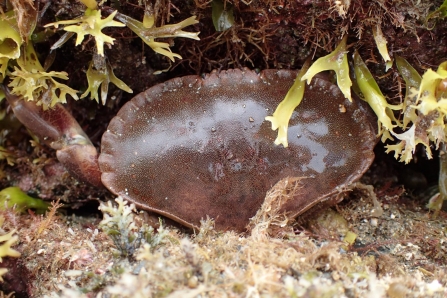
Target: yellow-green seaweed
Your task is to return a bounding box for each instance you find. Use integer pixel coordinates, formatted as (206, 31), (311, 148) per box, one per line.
(81, 57), (133, 105)
(143, 8), (155, 29)
(45, 8), (125, 56)
(0, 186), (50, 213)
(353, 52), (430, 163)
(414, 61), (447, 115)
(353, 51), (402, 139)
(7, 42), (79, 109)
(79, 0), (98, 10)
(265, 59), (310, 147)
(388, 57), (447, 163)
(0, 12), (23, 60)
(372, 24), (391, 64)
(0, 11), (23, 77)
(301, 35), (352, 101)
(385, 125), (431, 163)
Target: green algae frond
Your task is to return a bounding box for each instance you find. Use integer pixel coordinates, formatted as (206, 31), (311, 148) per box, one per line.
(385, 125), (431, 163)
(426, 0), (447, 28)
(0, 12), (23, 60)
(114, 13), (200, 62)
(45, 8), (125, 56)
(0, 186), (50, 213)
(353, 51), (402, 139)
(301, 35), (352, 101)
(414, 61), (447, 115)
(81, 54), (132, 105)
(352, 51), (431, 164)
(396, 55), (422, 94)
(372, 24), (392, 70)
(212, 0), (235, 32)
(7, 42), (78, 109)
(265, 59), (310, 147)
(79, 0), (98, 10)
(395, 55), (422, 129)
(0, 11), (23, 77)
(385, 57), (447, 163)
(43, 6), (199, 102)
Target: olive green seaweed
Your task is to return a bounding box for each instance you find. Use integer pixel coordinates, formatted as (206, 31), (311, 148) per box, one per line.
(395, 55), (421, 128)
(212, 0), (235, 32)
(113, 13), (200, 62)
(395, 55), (422, 93)
(426, 0), (447, 28)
